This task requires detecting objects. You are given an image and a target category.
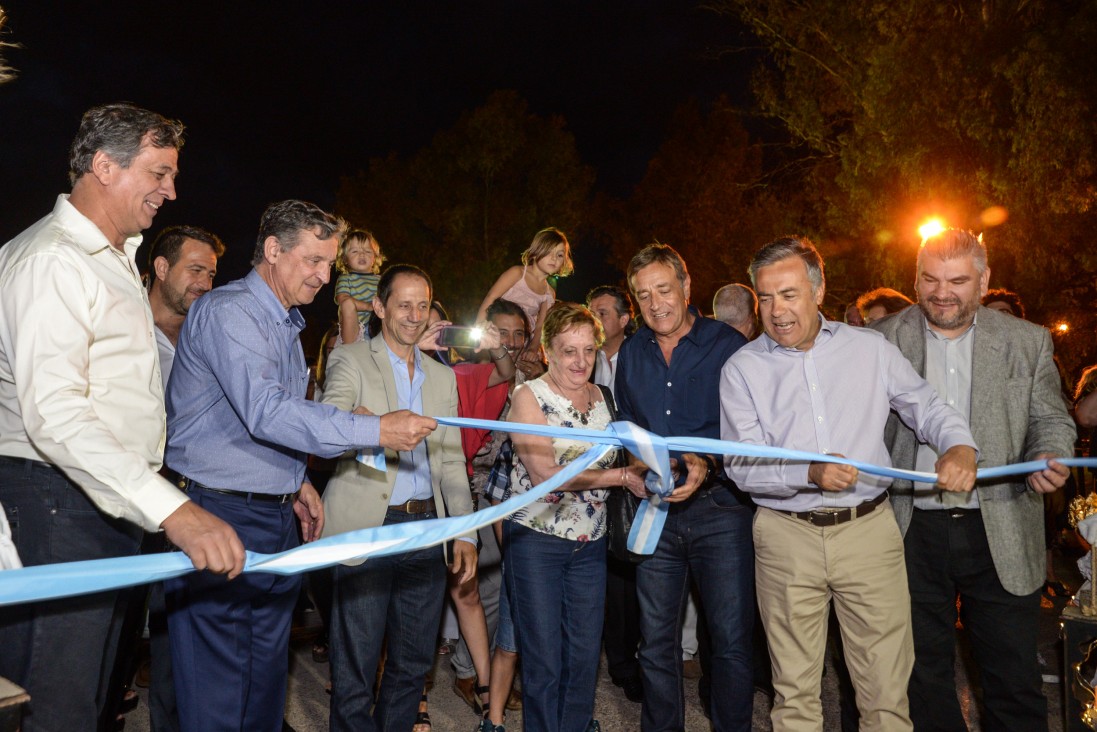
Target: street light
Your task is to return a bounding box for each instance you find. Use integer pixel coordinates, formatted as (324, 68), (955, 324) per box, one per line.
(918, 218), (946, 242)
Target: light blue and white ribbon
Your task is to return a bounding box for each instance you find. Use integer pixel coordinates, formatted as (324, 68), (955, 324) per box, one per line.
(1, 416), (1094, 606)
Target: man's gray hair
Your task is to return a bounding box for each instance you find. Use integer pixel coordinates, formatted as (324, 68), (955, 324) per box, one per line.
(713, 283), (757, 324)
(251, 200), (347, 266)
(748, 236), (825, 294)
(68, 103), (184, 186)
(918, 229), (988, 275)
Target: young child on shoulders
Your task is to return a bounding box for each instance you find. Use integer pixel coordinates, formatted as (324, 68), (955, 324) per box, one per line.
(476, 227), (573, 350)
(335, 229), (384, 345)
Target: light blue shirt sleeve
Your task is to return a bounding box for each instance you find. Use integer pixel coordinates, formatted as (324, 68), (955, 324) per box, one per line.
(167, 271), (381, 494)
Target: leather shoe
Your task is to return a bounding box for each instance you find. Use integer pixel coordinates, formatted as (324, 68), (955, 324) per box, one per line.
(682, 658), (702, 679)
(453, 675), (483, 715)
(505, 686), (523, 711)
(612, 675), (644, 704)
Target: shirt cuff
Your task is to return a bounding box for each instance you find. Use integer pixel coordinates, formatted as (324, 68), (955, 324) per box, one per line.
(354, 414), (382, 449)
(788, 462), (813, 492)
(134, 473), (191, 532)
(456, 537), (477, 547)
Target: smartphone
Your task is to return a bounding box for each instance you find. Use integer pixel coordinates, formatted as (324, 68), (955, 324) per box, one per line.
(436, 325), (483, 348)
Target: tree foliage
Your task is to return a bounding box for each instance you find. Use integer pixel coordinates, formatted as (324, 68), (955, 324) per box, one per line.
(0, 8), (18, 84)
(594, 96), (804, 308)
(336, 90), (594, 320)
(708, 0), (1097, 320)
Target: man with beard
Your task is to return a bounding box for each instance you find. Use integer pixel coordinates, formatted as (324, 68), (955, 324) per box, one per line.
(148, 226), (224, 389)
(872, 229), (1075, 731)
(144, 225), (225, 732)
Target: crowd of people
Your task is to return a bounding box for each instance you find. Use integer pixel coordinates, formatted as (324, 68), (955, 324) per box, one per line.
(0, 101), (1091, 732)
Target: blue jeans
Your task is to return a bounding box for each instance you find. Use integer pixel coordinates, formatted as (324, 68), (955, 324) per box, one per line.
(495, 559), (517, 653)
(504, 521), (606, 732)
(636, 488), (754, 732)
(329, 510), (448, 732)
(165, 488), (301, 732)
(0, 455), (142, 732)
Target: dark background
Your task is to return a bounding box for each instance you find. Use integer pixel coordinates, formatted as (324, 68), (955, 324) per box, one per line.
(0, 1), (751, 343)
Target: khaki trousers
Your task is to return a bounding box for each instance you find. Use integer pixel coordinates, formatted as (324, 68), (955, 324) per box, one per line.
(754, 501), (914, 732)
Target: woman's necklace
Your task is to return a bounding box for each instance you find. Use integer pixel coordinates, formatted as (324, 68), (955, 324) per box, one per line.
(546, 372), (594, 425)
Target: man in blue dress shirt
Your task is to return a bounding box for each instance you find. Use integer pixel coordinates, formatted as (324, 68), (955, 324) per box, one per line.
(614, 243), (753, 732)
(721, 236), (977, 732)
(164, 200), (437, 732)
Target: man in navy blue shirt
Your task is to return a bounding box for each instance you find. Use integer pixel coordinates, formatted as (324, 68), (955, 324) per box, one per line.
(615, 243), (753, 732)
(165, 200), (437, 732)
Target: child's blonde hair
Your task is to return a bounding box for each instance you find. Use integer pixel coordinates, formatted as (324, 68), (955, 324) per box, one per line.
(336, 229), (384, 275)
(521, 227), (573, 277)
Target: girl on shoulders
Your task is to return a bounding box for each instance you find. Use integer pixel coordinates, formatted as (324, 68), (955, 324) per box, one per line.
(476, 227), (573, 354)
(334, 229), (385, 345)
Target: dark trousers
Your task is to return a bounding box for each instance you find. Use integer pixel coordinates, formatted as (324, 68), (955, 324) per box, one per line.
(328, 510), (447, 732)
(147, 579), (179, 732)
(165, 489), (301, 732)
(635, 489), (754, 732)
(0, 456), (142, 732)
(906, 508), (1047, 732)
(98, 531), (179, 732)
(603, 553), (642, 683)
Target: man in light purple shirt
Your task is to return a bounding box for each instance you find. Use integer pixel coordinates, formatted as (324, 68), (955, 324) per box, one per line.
(720, 236), (977, 732)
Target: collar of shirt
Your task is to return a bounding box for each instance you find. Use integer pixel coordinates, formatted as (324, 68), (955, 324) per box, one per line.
(243, 269), (306, 333)
(385, 341), (426, 411)
(924, 314), (977, 342)
(55, 194), (144, 261)
(621, 310), (745, 447)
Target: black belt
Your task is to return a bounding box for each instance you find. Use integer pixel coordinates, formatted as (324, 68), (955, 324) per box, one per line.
(184, 478), (295, 505)
(775, 491), (888, 527)
(915, 506), (980, 519)
(387, 497), (436, 514)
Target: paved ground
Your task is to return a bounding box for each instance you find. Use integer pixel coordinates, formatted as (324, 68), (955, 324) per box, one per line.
(124, 557), (1080, 731)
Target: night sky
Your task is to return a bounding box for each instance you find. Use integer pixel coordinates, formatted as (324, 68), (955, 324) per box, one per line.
(0, 1), (751, 332)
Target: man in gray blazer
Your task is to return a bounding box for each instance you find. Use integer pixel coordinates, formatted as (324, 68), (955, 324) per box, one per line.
(874, 229), (1075, 731)
(320, 263), (477, 732)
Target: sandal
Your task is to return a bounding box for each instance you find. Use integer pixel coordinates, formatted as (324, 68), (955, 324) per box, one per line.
(413, 693), (432, 732)
(476, 683), (490, 718)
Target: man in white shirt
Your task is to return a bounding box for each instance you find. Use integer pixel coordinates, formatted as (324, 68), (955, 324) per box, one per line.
(0, 103), (243, 732)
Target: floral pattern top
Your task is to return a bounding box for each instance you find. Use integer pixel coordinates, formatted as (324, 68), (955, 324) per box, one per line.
(506, 377), (616, 542)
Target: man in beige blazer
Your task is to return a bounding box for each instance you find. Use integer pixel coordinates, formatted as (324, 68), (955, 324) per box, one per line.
(320, 263), (476, 732)
(874, 229), (1075, 731)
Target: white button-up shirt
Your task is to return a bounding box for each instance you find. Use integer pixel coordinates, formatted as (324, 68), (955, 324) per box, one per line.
(0, 195), (187, 531)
